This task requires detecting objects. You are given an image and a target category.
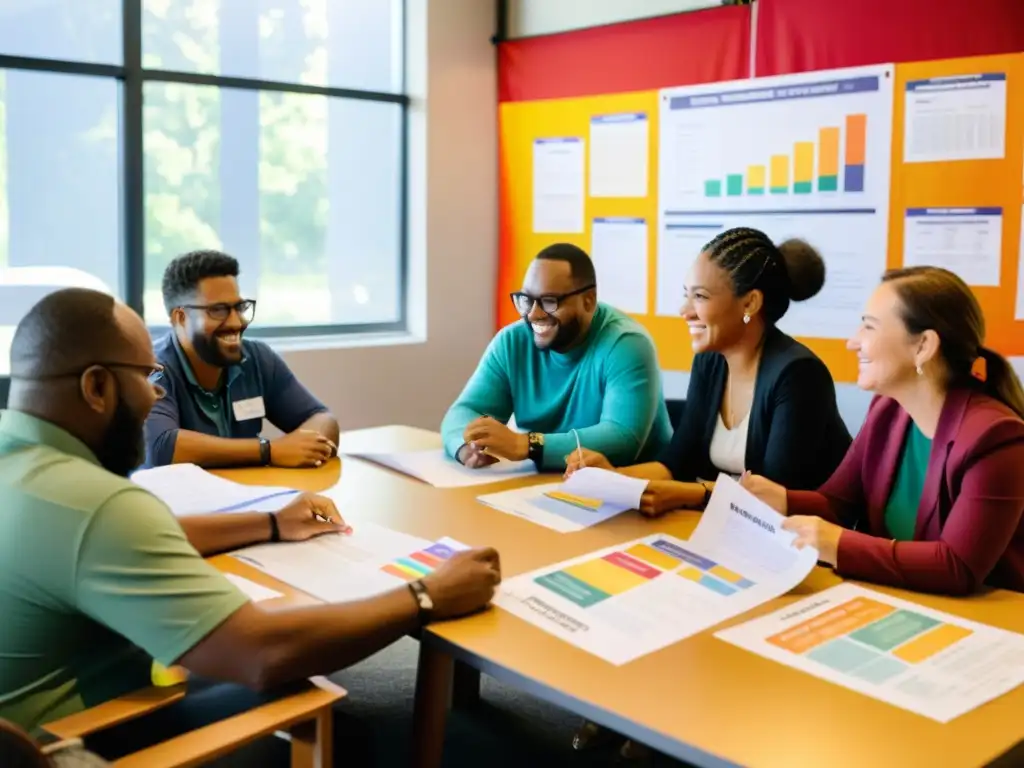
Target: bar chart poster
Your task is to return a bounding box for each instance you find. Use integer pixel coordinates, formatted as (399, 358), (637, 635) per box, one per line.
(656, 65), (894, 339)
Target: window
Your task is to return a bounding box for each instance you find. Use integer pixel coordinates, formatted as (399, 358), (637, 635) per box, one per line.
(0, 0), (407, 391)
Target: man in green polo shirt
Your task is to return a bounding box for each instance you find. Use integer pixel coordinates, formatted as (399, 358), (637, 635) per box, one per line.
(0, 288), (501, 762)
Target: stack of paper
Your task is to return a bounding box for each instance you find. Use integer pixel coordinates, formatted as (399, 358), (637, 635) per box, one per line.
(131, 463), (299, 516)
(231, 522), (469, 604)
(477, 467), (648, 533)
(494, 474), (819, 664)
(344, 448), (537, 488)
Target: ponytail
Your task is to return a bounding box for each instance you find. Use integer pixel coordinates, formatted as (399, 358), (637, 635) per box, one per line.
(976, 347), (1024, 420)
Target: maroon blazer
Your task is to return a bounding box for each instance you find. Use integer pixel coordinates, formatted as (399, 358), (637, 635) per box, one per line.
(788, 388), (1024, 595)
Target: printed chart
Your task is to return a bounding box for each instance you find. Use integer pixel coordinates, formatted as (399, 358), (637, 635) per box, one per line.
(717, 583), (1024, 722)
(657, 64), (894, 338)
(494, 475), (817, 664)
(380, 538), (467, 581)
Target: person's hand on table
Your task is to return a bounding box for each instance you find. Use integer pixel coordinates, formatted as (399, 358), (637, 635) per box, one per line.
(420, 547), (502, 619)
(637, 479), (687, 517)
(274, 493), (352, 541)
(739, 472), (788, 514)
(563, 447), (613, 477)
(271, 429), (335, 468)
(461, 416), (527, 464)
(457, 442), (499, 469)
(782, 516), (843, 566)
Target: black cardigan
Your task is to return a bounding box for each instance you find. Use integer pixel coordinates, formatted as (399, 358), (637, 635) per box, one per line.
(658, 328), (851, 490)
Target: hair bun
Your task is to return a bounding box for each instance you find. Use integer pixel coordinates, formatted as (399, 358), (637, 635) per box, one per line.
(777, 238), (825, 302)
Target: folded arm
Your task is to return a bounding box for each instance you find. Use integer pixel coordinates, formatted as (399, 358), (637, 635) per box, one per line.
(542, 335), (662, 471)
(835, 422), (1024, 595)
(263, 346), (339, 446)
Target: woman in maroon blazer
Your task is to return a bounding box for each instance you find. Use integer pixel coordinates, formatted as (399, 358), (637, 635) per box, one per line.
(743, 266), (1024, 595)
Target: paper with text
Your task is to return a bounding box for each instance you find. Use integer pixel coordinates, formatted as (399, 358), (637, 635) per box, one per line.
(231, 523), (468, 604)
(344, 448), (536, 488)
(494, 475), (818, 663)
(477, 467), (648, 533)
(903, 207), (1003, 286)
(589, 113), (649, 198)
(591, 217), (648, 314)
(716, 582), (1024, 722)
(904, 73), (1006, 163)
(533, 137), (585, 233)
(131, 463), (299, 516)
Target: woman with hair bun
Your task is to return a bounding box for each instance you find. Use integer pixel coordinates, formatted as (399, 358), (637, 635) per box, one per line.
(743, 266), (1024, 597)
(566, 226), (851, 518)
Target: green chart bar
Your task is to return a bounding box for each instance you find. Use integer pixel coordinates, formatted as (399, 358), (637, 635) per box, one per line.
(704, 179), (722, 197)
(726, 174), (743, 196)
(748, 186), (765, 195)
(818, 175), (838, 192)
(794, 181), (813, 194)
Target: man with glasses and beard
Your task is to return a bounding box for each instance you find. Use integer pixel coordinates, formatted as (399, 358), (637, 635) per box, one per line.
(441, 243), (671, 471)
(144, 250), (340, 469)
(0, 288), (502, 763)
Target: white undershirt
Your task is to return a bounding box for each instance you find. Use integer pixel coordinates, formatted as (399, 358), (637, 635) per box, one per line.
(707, 411), (749, 477)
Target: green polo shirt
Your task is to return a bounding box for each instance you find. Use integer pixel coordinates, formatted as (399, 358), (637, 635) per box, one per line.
(172, 336), (233, 438)
(0, 410), (248, 734)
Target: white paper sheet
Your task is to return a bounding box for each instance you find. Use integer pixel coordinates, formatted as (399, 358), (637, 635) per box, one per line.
(131, 463), (299, 516)
(344, 448), (537, 488)
(1015, 204), (1024, 320)
(477, 467), (648, 533)
(716, 583), (1024, 722)
(494, 475), (818, 663)
(223, 573), (283, 603)
(903, 207), (1003, 286)
(532, 137), (585, 234)
(231, 523), (468, 604)
(657, 65), (894, 339)
(904, 73), (1007, 163)
(591, 217), (648, 314)
(589, 113), (649, 198)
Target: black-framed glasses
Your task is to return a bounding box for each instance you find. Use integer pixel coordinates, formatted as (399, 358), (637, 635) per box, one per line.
(181, 300), (257, 324)
(509, 284), (595, 316)
(12, 362), (164, 381)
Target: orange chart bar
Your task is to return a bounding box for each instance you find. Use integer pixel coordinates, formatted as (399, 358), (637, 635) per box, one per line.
(845, 114), (867, 164)
(818, 126), (840, 192)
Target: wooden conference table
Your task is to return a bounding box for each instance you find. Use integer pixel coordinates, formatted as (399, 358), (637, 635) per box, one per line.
(211, 426), (1024, 768)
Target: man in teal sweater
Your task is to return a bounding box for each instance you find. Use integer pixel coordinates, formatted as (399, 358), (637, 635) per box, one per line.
(441, 243), (672, 472)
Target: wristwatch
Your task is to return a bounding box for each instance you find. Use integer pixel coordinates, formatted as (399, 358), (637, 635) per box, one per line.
(527, 432), (545, 467)
(408, 579), (434, 624)
(258, 437), (271, 466)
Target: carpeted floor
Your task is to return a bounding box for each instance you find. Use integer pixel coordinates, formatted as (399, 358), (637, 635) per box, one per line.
(329, 637), (692, 767)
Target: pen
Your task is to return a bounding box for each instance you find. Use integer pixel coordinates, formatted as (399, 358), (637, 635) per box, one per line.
(572, 428), (584, 468)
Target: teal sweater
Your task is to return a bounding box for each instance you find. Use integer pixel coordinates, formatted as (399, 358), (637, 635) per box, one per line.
(441, 304), (672, 471)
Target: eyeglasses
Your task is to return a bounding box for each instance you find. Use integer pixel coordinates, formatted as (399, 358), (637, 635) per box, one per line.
(181, 300), (256, 324)
(509, 284), (595, 316)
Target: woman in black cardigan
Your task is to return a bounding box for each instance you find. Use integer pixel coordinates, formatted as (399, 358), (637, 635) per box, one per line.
(567, 226), (851, 518)
(568, 227), (852, 759)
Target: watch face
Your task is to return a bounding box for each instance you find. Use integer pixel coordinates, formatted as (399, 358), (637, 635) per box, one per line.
(420, 591), (434, 611)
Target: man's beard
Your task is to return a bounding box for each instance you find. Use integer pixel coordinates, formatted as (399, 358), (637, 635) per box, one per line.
(95, 398), (145, 477)
(191, 328), (241, 367)
(529, 316), (582, 353)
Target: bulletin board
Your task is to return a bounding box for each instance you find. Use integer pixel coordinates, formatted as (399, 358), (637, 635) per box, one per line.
(496, 53), (1024, 383)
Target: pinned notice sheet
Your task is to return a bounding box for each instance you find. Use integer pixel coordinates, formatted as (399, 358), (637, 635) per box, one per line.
(533, 137), (584, 233)
(591, 217), (648, 314)
(717, 583), (1024, 723)
(477, 467), (648, 533)
(131, 463), (299, 516)
(904, 73), (1006, 163)
(344, 448), (537, 488)
(903, 207), (1003, 286)
(589, 113), (649, 198)
(494, 475), (818, 664)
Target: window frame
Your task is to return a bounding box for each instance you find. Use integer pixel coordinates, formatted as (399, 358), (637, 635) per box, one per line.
(0, 0), (410, 351)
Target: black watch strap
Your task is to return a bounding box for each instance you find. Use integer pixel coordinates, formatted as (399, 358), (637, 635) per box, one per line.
(527, 432), (544, 466)
(268, 512), (280, 542)
(408, 579), (433, 624)
(259, 437), (271, 466)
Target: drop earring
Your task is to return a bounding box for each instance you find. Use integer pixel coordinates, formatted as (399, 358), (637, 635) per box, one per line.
(916, 365), (923, 376)
(743, 313), (751, 325)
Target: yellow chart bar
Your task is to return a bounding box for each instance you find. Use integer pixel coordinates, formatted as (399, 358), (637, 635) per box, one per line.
(819, 127), (840, 177)
(794, 142), (814, 183)
(746, 164), (766, 192)
(769, 154), (789, 192)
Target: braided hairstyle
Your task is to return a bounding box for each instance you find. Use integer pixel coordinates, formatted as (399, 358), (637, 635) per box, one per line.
(701, 227), (825, 326)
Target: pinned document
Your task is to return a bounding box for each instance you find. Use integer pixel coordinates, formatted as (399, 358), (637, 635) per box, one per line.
(477, 467), (648, 533)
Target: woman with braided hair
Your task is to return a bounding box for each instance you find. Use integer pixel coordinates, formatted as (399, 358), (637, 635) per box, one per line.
(566, 226), (851, 518)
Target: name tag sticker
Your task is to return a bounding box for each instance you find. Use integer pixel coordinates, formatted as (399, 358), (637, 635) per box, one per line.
(232, 396), (266, 421)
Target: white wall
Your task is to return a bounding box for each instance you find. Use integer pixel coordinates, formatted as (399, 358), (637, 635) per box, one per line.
(275, 0), (497, 432)
(507, 0), (719, 38)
